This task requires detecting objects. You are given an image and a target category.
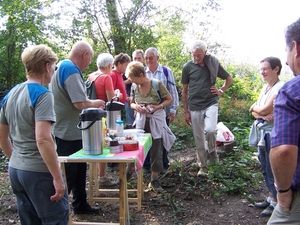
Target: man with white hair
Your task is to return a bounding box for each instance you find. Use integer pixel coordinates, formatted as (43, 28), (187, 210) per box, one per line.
(181, 40), (233, 177)
(143, 47), (179, 171)
(49, 41), (105, 214)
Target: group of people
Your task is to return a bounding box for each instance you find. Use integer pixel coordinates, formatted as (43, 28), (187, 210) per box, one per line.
(1, 17), (300, 224)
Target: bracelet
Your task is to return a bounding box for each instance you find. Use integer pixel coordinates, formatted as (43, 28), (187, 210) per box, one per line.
(219, 89), (224, 94)
(274, 183), (292, 193)
(160, 104), (164, 109)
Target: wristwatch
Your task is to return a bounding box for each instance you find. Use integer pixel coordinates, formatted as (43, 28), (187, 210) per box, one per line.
(274, 183), (292, 193)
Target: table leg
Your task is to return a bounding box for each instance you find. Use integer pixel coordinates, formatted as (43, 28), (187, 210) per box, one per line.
(88, 163), (95, 205)
(119, 163), (130, 225)
(60, 162), (73, 225)
(137, 169), (144, 211)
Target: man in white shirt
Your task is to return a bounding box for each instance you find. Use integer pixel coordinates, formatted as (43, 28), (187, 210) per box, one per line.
(143, 47), (179, 171)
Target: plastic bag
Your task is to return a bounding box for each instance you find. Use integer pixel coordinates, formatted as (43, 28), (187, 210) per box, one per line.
(216, 122), (235, 142)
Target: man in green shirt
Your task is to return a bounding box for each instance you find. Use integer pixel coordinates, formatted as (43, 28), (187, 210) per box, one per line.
(181, 40), (233, 177)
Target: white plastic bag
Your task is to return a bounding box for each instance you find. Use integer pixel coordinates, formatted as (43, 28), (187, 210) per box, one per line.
(216, 122), (235, 142)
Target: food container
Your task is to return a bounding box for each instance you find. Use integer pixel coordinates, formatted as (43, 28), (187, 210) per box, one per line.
(109, 140), (123, 153)
(119, 140), (139, 151)
(123, 129), (145, 136)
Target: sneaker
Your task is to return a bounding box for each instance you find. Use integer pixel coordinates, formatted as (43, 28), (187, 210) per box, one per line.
(148, 180), (163, 193)
(254, 200), (270, 209)
(99, 177), (118, 188)
(197, 167), (208, 177)
(260, 205), (274, 217)
(73, 204), (101, 215)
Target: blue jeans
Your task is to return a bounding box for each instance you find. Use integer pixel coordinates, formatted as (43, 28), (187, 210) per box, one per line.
(258, 133), (276, 199)
(9, 167), (69, 225)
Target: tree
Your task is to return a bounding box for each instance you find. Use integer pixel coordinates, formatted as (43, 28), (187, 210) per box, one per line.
(0, 0), (58, 90)
(62, 0), (158, 57)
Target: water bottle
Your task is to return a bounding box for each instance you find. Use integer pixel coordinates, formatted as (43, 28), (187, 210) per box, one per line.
(116, 116), (124, 137)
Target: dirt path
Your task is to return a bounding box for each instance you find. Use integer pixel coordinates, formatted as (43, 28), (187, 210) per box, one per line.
(0, 148), (269, 225)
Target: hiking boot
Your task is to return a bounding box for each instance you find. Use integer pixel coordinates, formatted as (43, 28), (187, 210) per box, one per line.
(99, 177), (118, 188)
(197, 167), (208, 177)
(254, 200), (270, 209)
(260, 205), (274, 217)
(148, 180), (163, 193)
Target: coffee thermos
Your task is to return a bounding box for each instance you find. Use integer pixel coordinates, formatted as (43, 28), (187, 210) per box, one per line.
(77, 108), (106, 155)
(105, 97), (125, 131)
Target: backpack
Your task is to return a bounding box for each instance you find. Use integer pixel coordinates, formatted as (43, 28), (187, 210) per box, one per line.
(85, 75), (100, 100)
(132, 78), (163, 104)
(132, 66), (175, 107)
(162, 66), (175, 86)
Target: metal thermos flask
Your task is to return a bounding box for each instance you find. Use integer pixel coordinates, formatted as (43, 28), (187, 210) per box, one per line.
(77, 108), (106, 155)
(105, 97), (125, 131)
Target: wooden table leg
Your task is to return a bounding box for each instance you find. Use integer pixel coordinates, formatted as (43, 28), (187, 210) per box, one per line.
(119, 163), (130, 225)
(137, 169), (144, 211)
(88, 162), (95, 205)
(60, 162), (73, 225)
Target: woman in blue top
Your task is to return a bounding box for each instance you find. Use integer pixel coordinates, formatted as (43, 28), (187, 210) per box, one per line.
(0, 45), (69, 225)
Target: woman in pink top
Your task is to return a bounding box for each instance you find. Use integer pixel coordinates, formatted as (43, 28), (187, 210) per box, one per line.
(88, 53), (122, 102)
(88, 53), (121, 188)
(110, 53), (131, 104)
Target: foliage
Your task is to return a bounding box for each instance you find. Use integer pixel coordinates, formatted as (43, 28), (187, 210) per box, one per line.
(65, 0), (158, 54)
(153, 11), (189, 87)
(208, 148), (262, 194)
(0, 0), (60, 90)
(0, 151), (8, 172)
(169, 103), (194, 150)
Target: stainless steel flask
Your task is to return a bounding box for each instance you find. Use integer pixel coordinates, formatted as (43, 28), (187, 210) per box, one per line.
(105, 97), (125, 131)
(77, 108), (107, 155)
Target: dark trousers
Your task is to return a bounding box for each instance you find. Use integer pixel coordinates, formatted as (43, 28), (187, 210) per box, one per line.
(55, 137), (89, 210)
(143, 117), (170, 170)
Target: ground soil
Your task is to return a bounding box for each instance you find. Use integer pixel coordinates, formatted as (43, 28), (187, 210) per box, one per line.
(0, 148), (269, 225)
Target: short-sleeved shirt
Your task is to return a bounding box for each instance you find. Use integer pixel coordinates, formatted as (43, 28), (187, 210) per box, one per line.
(145, 65), (179, 114)
(130, 79), (169, 105)
(88, 72), (114, 102)
(122, 73), (132, 96)
(0, 83), (55, 172)
(271, 74), (300, 191)
(49, 59), (87, 140)
(110, 70), (126, 104)
(181, 60), (229, 111)
(256, 80), (284, 107)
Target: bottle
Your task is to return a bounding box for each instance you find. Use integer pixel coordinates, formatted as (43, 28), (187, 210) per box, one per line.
(102, 118), (107, 148)
(116, 115), (124, 137)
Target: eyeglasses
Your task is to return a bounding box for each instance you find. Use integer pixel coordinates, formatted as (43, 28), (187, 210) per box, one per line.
(260, 67), (272, 72)
(145, 56), (156, 61)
